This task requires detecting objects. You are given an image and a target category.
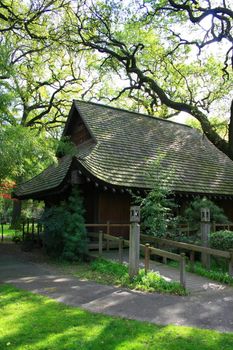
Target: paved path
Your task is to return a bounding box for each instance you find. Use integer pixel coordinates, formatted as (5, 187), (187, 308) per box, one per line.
(1, 247), (233, 333)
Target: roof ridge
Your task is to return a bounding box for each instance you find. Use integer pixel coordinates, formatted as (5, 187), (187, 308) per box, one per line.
(74, 99), (193, 130)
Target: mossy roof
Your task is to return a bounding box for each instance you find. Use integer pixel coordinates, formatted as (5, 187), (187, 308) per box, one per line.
(14, 100), (233, 198)
(75, 100), (233, 195)
(14, 156), (72, 199)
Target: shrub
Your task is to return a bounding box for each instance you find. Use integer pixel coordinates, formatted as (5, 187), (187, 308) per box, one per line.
(137, 158), (176, 237)
(91, 259), (186, 295)
(41, 205), (66, 258)
(41, 187), (87, 260)
(184, 197), (228, 230)
(210, 230), (233, 251)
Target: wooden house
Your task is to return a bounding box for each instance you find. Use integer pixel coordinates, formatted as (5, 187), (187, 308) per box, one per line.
(14, 100), (233, 231)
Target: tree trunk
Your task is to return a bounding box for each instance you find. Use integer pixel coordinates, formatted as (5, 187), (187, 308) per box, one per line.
(11, 200), (22, 229)
(228, 99), (233, 159)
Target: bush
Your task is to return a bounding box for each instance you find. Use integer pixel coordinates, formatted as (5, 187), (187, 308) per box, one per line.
(137, 158), (176, 237)
(41, 206), (66, 257)
(91, 259), (186, 295)
(41, 187), (87, 261)
(184, 197), (228, 230)
(210, 230), (233, 251)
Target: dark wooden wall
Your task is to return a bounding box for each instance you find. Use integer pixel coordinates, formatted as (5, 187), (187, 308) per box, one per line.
(98, 191), (131, 237)
(215, 199), (233, 222)
(70, 117), (92, 146)
(82, 185), (131, 237)
(98, 192), (130, 223)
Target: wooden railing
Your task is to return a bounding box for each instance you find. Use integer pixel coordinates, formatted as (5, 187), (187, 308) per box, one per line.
(22, 219), (43, 240)
(0, 219), (43, 242)
(87, 230), (186, 289)
(212, 223), (233, 232)
(140, 233), (233, 277)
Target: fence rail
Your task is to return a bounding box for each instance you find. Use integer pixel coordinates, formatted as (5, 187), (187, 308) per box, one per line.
(87, 230), (186, 289)
(212, 223), (233, 232)
(141, 233), (233, 277)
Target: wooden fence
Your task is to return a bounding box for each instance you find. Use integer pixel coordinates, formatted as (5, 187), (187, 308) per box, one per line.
(140, 233), (233, 277)
(87, 230), (186, 289)
(22, 219), (43, 240)
(0, 219), (43, 242)
(212, 223), (233, 232)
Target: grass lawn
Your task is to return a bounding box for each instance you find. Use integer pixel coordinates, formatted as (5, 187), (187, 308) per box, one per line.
(1, 225), (18, 238)
(0, 285), (233, 350)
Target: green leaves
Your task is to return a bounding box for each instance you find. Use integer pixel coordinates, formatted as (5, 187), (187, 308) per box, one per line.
(0, 125), (57, 183)
(210, 230), (233, 251)
(184, 198), (229, 228)
(138, 159), (176, 237)
(41, 188), (87, 261)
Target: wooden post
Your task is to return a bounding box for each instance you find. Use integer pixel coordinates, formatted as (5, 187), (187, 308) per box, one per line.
(32, 218), (35, 239)
(106, 221), (110, 251)
(212, 221), (216, 232)
(129, 206), (140, 278)
(118, 236), (123, 263)
(27, 218), (29, 234)
(228, 249), (233, 277)
(37, 222), (40, 240)
(190, 250), (195, 272)
(1, 223), (3, 242)
(99, 230), (103, 257)
(22, 221), (25, 240)
(201, 208), (211, 269)
(144, 243), (150, 274)
(163, 256), (167, 264)
(180, 253), (186, 289)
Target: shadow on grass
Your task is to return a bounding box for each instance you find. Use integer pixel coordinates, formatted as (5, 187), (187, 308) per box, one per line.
(0, 284), (233, 350)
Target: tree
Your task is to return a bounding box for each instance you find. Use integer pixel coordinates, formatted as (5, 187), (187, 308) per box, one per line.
(0, 125), (57, 183)
(184, 197), (228, 230)
(0, 124), (59, 225)
(0, 0), (92, 224)
(63, 0), (233, 160)
(0, 0), (98, 130)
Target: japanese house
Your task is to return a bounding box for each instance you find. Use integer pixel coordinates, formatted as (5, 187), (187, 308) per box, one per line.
(14, 100), (233, 230)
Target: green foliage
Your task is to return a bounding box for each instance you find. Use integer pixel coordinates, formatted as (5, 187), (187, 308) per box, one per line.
(90, 259), (186, 295)
(91, 258), (128, 277)
(62, 189), (87, 261)
(41, 188), (87, 261)
(138, 158), (176, 237)
(184, 197), (228, 229)
(0, 125), (57, 183)
(41, 205), (66, 257)
(210, 230), (233, 251)
(186, 261), (233, 286)
(0, 1), (86, 130)
(169, 258), (233, 285)
(128, 269), (186, 295)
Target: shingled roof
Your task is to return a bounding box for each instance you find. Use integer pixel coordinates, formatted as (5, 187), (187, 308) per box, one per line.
(74, 100), (233, 196)
(15, 100), (233, 198)
(14, 156), (72, 199)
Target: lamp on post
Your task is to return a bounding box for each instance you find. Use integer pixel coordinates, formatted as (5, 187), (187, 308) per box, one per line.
(130, 206), (140, 223)
(129, 205), (140, 278)
(201, 208), (210, 223)
(200, 207), (211, 269)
